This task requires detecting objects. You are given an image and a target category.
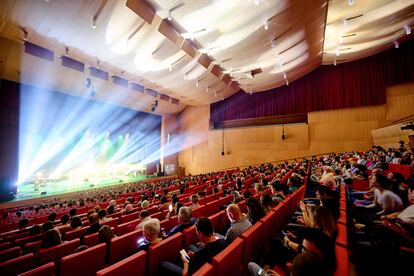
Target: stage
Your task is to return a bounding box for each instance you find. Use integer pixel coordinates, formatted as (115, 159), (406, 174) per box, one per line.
(14, 174), (151, 201)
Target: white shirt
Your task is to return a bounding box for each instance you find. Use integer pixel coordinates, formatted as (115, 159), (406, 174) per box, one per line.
(398, 205), (414, 226)
(375, 189), (404, 214)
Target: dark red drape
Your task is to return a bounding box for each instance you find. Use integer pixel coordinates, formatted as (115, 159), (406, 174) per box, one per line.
(210, 38), (414, 123)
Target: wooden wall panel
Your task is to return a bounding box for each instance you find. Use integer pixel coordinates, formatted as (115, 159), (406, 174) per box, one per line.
(175, 82), (414, 175)
(385, 83), (414, 121)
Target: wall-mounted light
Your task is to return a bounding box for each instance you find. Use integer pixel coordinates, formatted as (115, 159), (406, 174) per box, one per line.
(404, 25), (411, 35)
(394, 41), (399, 48)
(264, 21), (269, 31)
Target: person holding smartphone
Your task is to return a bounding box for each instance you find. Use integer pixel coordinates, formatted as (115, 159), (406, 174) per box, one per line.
(161, 217), (226, 275)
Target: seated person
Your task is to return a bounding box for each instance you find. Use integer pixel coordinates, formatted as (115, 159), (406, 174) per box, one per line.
(190, 194), (200, 209)
(168, 206), (196, 237)
(225, 204), (252, 243)
(70, 216), (83, 230)
(41, 228), (63, 249)
(161, 217), (227, 275)
(84, 213), (101, 236)
(137, 218), (163, 251)
(136, 210), (151, 230)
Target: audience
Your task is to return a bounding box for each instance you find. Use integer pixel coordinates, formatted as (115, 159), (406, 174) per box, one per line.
(225, 204), (252, 243)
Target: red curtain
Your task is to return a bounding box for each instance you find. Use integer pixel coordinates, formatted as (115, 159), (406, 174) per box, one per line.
(211, 38), (414, 123)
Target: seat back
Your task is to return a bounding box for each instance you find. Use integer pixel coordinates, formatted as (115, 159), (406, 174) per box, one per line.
(335, 223), (348, 247)
(116, 218), (140, 236)
(96, 250), (146, 276)
(36, 238), (79, 266)
(109, 229), (143, 264)
(60, 243), (106, 276)
(0, 253), (34, 276)
(193, 262), (214, 276)
(18, 262), (55, 276)
(240, 222), (263, 269)
(209, 211), (223, 234)
(259, 211), (277, 244)
(0, 246), (21, 262)
(64, 227), (87, 241)
(206, 200), (222, 217)
(83, 232), (99, 247)
(211, 238), (244, 276)
(334, 245), (348, 276)
(192, 206), (206, 218)
(147, 232), (183, 276)
(120, 212), (140, 224)
(101, 219), (118, 228)
(182, 225), (198, 249)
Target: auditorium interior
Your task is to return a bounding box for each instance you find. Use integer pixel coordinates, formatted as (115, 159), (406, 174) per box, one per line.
(0, 0), (414, 275)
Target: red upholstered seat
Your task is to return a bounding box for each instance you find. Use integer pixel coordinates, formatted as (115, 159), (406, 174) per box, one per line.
(96, 250), (147, 276)
(192, 262), (214, 276)
(182, 225), (198, 249)
(0, 246), (21, 262)
(18, 262), (55, 276)
(192, 206), (206, 218)
(101, 218), (118, 228)
(64, 227), (87, 241)
(338, 210), (347, 225)
(109, 229), (143, 264)
(0, 253), (35, 276)
(147, 232), (183, 276)
(206, 200), (223, 217)
(116, 218), (140, 236)
(211, 237), (244, 276)
(83, 232), (99, 247)
(259, 211), (277, 244)
(336, 223), (348, 247)
(60, 243), (106, 276)
(240, 222), (264, 269)
(120, 212), (140, 224)
(36, 238), (79, 267)
(209, 210), (223, 234)
(23, 240), (41, 255)
(334, 245), (349, 276)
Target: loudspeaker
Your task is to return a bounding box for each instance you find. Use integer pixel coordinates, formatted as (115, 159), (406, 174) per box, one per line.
(41, 191), (47, 195)
(0, 177), (15, 202)
(221, 151), (225, 156)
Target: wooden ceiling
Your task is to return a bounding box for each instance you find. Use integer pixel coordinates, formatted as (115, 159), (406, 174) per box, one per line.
(0, 0), (413, 115)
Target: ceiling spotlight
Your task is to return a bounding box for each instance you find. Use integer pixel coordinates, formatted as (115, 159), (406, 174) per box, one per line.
(264, 21), (269, 31)
(206, 87), (209, 92)
(271, 40), (276, 48)
(336, 48), (340, 56)
(334, 57), (337, 66)
(394, 41), (399, 48)
(254, 0), (260, 5)
(283, 73), (287, 79)
(151, 100), (158, 112)
(348, 0), (354, 5)
(196, 80), (199, 87)
(214, 92), (217, 97)
(343, 19), (348, 27)
(167, 10), (172, 21)
(404, 25), (411, 35)
(285, 79), (289, 86)
(64, 46), (69, 57)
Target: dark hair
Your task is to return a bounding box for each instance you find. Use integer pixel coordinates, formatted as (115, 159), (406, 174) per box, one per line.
(18, 218), (29, 229)
(107, 205), (115, 214)
(246, 197), (266, 224)
(160, 196), (167, 204)
(291, 253), (329, 276)
(195, 217), (213, 236)
(70, 216), (82, 229)
(98, 225), (114, 244)
(48, 212), (57, 222)
(41, 229), (62, 249)
(42, 221), (54, 233)
(373, 173), (391, 189)
(60, 214), (70, 224)
(98, 209), (107, 219)
(69, 208), (77, 217)
(29, 225), (42, 235)
(139, 210), (150, 219)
